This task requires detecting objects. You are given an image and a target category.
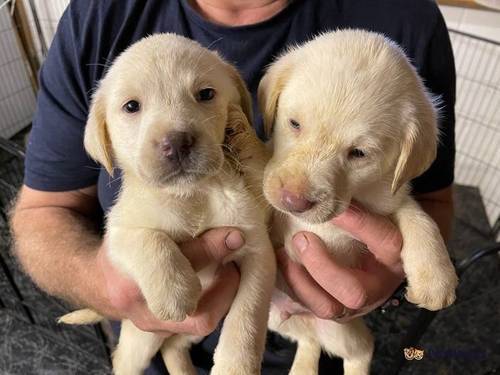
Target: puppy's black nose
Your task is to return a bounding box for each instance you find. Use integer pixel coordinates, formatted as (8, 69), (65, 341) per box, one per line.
(160, 131), (195, 164)
(280, 189), (315, 213)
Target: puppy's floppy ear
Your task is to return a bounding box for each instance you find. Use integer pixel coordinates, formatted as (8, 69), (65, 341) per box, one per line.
(84, 87), (114, 175)
(225, 63), (253, 125)
(258, 52), (294, 138)
(391, 97), (439, 194)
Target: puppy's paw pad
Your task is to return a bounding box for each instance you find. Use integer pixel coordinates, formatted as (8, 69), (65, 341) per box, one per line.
(406, 270), (458, 311)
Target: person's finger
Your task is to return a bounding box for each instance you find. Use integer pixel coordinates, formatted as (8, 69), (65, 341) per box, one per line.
(276, 247), (343, 319)
(153, 263), (240, 336)
(180, 227), (245, 271)
(331, 204), (403, 272)
(292, 232), (367, 310)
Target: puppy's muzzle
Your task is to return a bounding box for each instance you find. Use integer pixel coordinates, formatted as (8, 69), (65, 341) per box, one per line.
(280, 189), (316, 213)
(159, 131), (195, 170)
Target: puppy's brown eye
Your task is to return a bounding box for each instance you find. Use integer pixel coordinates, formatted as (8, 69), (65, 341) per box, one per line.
(289, 119), (301, 130)
(197, 88), (216, 102)
(348, 148), (366, 159)
(123, 100), (141, 113)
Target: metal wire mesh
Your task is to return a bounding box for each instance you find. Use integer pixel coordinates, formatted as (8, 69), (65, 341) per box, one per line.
(450, 29), (500, 236)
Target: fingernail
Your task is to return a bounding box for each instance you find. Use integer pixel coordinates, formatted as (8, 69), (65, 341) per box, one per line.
(225, 231), (245, 250)
(293, 233), (309, 254)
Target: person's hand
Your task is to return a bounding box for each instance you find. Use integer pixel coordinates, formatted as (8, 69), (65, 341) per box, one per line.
(96, 227), (243, 336)
(277, 204), (405, 322)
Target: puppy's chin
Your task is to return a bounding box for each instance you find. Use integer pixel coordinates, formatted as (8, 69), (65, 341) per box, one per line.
(157, 171), (200, 188)
(299, 200), (349, 224)
(273, 196), (350, 225)
(140, 154), (224, 192)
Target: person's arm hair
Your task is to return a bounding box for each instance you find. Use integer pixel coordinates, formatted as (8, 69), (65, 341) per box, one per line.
(9, 185), (115, 314)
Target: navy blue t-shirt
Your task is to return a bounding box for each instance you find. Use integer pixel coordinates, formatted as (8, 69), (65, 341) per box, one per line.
(24, 0), (455, 373)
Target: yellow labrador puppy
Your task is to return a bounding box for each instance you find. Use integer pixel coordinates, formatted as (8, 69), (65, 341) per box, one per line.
(259, 30), (458, 375)
(60, 34), (275, 375)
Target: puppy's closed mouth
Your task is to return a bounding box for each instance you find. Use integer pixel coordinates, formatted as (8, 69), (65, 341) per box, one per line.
(139, 164), (199, 187)
(293, 206), (345, 224)
(280, 194), (349, 224)
(155, 156), (223, 187)
(158, 168), (201, 185)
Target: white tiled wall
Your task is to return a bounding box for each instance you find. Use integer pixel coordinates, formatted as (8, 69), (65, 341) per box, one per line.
(22, 0), (69, 61)
(0, 6), (36, 138)
(0, 0), (68, 138)
(30, 0), (68, 42)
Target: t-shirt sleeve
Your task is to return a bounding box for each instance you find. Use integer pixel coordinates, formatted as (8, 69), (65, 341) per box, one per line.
(411, 11), (456, 194)
(24, 3), (99, 191)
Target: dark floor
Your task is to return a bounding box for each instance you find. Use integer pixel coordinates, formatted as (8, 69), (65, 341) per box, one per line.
(0, 135), (499, 374)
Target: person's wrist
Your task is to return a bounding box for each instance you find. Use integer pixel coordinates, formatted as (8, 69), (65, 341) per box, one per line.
(81, 242), (124, 319)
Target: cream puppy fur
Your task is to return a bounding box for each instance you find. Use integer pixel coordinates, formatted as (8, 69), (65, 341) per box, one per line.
(259, 30), (459, 375)
(59, 34), (275, 375)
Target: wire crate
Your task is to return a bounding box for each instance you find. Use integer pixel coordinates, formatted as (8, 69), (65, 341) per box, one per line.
(450, 29), (500, 238)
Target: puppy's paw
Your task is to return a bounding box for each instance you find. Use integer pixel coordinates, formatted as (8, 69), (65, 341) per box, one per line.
(143, 271), (202, 322)
(405, 265), (458, 311)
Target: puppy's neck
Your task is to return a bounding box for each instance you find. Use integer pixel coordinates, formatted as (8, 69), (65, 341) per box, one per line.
(120, 169), (238, 204)
(121, 172), (198, 200)
(352, 179), (409, 216)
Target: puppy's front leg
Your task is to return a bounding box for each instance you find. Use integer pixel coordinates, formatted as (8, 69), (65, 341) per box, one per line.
(393, 197), (458, 311)
(211, 236), (276, 375)
(112, 320), (164, 375)
(108, 226), (202, 321)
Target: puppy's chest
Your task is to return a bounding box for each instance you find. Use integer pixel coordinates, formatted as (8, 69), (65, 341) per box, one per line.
(202, 178), (267, 231)
(275, 214), (366, 268)
(153, 196), (209, 241)
(154, 180), (265, 241)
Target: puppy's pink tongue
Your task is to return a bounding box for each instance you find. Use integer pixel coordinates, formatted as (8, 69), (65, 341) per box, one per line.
(280, 189), (314, 213)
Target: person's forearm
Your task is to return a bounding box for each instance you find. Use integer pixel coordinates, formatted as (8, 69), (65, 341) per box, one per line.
(415, 186), (454, 243)
(10, 205), (108, 310)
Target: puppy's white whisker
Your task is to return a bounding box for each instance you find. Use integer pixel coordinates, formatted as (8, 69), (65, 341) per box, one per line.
(206, 37), (224, 51)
